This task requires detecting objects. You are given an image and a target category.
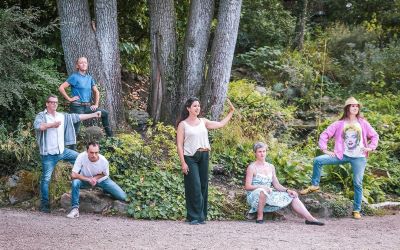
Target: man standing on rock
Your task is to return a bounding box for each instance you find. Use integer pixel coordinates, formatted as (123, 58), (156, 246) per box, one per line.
(59, 56), (113, 142)
(34, 94), (102, 213)
(66, 141), (127, 218)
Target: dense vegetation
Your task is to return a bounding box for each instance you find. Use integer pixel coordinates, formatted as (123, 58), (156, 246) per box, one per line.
(0, 0), (399, 219)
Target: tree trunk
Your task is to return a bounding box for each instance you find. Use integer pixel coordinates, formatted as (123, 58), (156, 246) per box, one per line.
(57, 0), (125, 129)
(148, 0), (177, 123)
(94, 0), (125, 127)
(179, 0), (215, 107)
(202, 0), (242, 120)
(291, 0), (308, 51)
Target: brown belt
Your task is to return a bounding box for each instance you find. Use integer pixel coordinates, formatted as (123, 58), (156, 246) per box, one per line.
(197, 148), (209, 152)
(71, 102), (92, 106)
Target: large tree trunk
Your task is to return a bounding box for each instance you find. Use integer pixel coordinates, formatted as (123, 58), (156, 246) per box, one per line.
(202, 0), (242, 119)
(291, 0), (308, 51)
(179, 0), (215, 107)
(94, 0), (125, 127)
(148, 0), (177, 123)
(57, 0), (125, 129)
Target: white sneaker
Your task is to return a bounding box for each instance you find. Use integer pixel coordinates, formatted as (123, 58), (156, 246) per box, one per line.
(66, 208), (79, 218)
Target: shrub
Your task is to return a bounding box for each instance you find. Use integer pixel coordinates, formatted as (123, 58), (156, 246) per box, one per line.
(0, 7), (60, 128)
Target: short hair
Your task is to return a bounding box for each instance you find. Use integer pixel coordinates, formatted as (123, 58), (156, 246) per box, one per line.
(86, 141), (99, 150)
(46, 94), (58, 101)
(253, 142), (267, 153)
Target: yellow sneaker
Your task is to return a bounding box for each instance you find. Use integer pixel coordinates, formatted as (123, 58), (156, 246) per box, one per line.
(299, 186), (320, 195)
(353, 211), (361, 219)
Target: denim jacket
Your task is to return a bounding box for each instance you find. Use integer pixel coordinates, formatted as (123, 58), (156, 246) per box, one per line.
(34, 110), (80, 155)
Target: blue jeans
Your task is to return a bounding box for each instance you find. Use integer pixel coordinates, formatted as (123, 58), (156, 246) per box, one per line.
(311, 154), (367, 211)
(40, 148), (79, 208)
(70, 104), (112, 137)
(70, 178), (127, 208)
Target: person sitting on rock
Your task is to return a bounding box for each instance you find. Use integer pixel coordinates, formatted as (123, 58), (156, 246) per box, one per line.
(245, 142), (324, 225)
(66, 141), (127, 218)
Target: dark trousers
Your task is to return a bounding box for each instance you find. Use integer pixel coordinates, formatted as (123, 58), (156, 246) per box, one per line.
(70, 104), (113, 137)
(183, 151), (209, 222)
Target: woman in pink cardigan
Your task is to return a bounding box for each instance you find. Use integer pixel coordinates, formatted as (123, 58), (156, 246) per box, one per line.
(300, 97), (379, 219)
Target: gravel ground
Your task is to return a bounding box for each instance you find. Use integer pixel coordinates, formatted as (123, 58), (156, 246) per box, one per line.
(1, 208), (399, 250)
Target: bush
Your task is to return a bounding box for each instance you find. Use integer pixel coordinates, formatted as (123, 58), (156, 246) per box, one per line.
(0, 7), (61, 128)
(100, 125), (230, 220)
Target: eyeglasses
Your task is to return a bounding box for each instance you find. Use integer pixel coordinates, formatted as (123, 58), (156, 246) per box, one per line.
(47, 101), (58, 104)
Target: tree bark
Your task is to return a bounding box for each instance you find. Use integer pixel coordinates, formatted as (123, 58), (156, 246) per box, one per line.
(179, 0), (215, 107)
(202, 0), (242, 120)
(94, 0), (125, 127)
(291, 0), (308, 51)
(148, 0), (177, 123)
(57, 0), (125, 129)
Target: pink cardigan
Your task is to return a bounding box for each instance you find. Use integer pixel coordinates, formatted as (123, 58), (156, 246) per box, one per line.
(319, 118), (379, 159)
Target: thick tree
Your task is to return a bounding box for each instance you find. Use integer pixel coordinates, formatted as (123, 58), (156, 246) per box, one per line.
(57, 0), (125, 128)
(179, 0), (215, 107)
(148, 0), (177, 123)
(148, 0), (242, 123)
(202, 0), (243, 119)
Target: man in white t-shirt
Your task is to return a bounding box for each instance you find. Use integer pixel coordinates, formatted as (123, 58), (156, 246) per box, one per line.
(66, 142), (127, 218)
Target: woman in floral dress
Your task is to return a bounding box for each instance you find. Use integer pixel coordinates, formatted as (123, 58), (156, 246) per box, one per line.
(245, 142), (324, 225)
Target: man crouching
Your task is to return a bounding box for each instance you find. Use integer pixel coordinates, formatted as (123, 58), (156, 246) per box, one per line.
(67, 141), (127, 218)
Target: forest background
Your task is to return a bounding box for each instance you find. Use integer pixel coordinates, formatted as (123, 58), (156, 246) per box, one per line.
(0, 0), (399, 220)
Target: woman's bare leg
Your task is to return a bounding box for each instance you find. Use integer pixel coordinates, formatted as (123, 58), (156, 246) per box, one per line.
(290, 197), (318, 221)
(257, 192), (266, 220)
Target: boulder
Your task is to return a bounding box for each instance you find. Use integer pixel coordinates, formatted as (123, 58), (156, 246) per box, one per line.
(80, 126), (104, 143)
(7, 170), (38, 205)
(60, 189), (127, 214)
(127, 109), (149, 130)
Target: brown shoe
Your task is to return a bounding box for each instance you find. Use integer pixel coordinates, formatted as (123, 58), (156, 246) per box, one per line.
(299, 186), (320, 195)
(353, 211), (361, 219)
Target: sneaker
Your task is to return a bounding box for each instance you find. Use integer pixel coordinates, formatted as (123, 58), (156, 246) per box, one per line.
(66, 208), (79, 218)
(353, 211), (361, 219)
(299, 186), (320, 195)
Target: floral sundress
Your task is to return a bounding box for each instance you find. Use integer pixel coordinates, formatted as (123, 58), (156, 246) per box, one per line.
(246, 163), (293, 213)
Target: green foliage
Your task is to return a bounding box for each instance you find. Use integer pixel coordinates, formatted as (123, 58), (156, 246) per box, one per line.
(0, 7), (61, 127)
(237, 0), (295, 52)
(327, 197), (352, 218)
(101, 124), (228, 220)
(0, 122), (39, 175)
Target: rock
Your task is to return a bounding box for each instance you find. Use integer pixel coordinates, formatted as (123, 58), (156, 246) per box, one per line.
(212, 165), (227, 176)
(61, 189), (127, 214)
(299, 192), (353, 218)
(7, 170), (38, 205)
(369, 202), (400, 210)
(255, 86), (268, 95)
(80, 126), (104, 143)
(127, 109), (149, 130)
(6, 175), (19, 188)
(112, 200), (128, 215)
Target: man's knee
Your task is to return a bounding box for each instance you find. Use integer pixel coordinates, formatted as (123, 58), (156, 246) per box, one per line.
(71, 179), (81, 189)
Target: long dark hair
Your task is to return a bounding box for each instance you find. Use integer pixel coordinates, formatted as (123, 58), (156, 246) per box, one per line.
(339, 104), (363, 120)
(176, 97), (200, 127)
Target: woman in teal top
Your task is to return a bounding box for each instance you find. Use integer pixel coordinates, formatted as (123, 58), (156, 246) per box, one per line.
(245, 142), (324, 225)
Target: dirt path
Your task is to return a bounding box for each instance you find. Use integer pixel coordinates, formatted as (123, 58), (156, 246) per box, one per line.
(1, 208), (399, 250)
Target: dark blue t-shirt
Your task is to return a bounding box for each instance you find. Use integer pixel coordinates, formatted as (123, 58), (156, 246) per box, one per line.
(66, 72), (95, 102)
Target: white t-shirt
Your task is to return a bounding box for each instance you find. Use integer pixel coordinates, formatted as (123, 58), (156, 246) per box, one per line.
(343, 122), (365, 158)
(45, 111), (65, 155)
(72, 152), (109, 183)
